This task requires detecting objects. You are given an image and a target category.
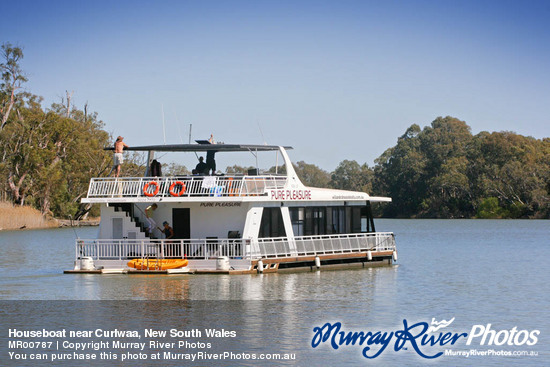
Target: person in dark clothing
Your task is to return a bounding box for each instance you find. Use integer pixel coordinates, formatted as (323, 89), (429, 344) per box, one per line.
(205, 133), (217, 175)
(150, 159), (162, 177)
(206, 150), (216, 175)
(158, 221), (176, 257)
(195, 156), (207, 174)
(158, 221), (174, 239)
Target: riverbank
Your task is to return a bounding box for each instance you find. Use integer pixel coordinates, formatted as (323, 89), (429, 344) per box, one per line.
(0, 202), (98, 231)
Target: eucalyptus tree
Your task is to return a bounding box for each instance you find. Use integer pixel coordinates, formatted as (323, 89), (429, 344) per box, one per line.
(330, 160), (373, 193)
(0, 43), (27, 131)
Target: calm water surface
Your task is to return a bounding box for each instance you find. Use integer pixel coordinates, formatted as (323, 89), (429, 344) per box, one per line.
(1, 220), (548, 366)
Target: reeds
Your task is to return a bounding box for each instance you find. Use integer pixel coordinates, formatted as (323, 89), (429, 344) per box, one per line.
(0, 201), (57, 230)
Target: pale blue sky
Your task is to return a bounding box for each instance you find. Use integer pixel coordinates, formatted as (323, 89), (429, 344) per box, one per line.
(2, 0), (549, 170)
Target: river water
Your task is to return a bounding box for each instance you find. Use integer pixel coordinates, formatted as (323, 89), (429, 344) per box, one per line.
(0, 219), (548, 366)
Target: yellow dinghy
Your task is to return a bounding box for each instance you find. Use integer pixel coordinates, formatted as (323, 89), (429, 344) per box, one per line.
(127, 258), (189, 270)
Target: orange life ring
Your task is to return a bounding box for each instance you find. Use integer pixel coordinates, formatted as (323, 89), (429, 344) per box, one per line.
(169, 181), (186, 197)
(143, 181), (160, 197)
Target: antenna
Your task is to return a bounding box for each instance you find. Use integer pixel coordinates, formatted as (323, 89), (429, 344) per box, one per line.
(177, 123), (184, 144)
(258, 122), (267, 145)
(161, 104), (166, 144)
(174, 111), (184, 144)
(189, 124), (199, 160)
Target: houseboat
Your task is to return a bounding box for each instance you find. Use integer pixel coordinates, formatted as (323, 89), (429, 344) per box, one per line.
(68, 142), (397, 274)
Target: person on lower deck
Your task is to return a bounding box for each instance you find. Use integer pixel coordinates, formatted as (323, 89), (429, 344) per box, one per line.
(158, 221), (174, 239)
(158, 221), (178, 257)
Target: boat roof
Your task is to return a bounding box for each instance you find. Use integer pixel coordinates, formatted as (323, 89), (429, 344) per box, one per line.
(104, 143), (292, 152)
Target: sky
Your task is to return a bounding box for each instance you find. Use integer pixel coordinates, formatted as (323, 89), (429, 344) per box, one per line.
(2, 0), (549, 171)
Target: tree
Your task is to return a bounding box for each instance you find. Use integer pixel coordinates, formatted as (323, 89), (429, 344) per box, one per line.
(0, 43), (27, 131)
(225, 164), (255, 174)
(373, 117), (549, 218)
(419, 117), (474, 217)
(293, 161), (330, 188)
(467, 131), (550, 218)
(164, 162), (190, 176)
(330, 160), (373, 192)
(373, 123), (428, 217)
(0, 94), (113, 218)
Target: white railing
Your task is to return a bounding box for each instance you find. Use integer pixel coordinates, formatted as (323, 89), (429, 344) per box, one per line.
(75, 233), (395, 263)
(86, 175), (287, 199)
(75, 238), (248, 261)
(256, 232), (396, 258)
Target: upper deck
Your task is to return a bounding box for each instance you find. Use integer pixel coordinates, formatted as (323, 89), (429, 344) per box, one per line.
(83, 143), (391, 204)
(83, 174), (288, 203)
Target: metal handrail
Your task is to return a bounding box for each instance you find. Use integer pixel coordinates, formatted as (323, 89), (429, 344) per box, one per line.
(76, 238), (248, 261)
(86, 175), (287, 199)
(256, 232), (396, 258)
(75, 232), (395, 262)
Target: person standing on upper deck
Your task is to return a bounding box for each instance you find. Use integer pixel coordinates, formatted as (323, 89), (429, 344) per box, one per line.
(206, 134), (217, 175)
(112, 136), (129, 178)
(195, 156), (207, 174)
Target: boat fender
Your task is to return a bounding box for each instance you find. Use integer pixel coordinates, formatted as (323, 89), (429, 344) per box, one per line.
(80, 257), (96, 271)
(216, 256), (230, 271)
(392, 250), (398, 262)
(257, 260), (264, 273)
(169, 181), (186, 197)
(367, 251), (373, 261)
(143, 181), (160, 197)
(314, 256), (321, 269)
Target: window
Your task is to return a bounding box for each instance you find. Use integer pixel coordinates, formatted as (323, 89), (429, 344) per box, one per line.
(290, 207), (304, 236)
(330, 207), (346, 234)
(312, 208), (326, 235)
(291, 207), (326, 236)
(291, 204), (375, 235)
(351, 207), (362, 233)
(259, 208), (286, 238)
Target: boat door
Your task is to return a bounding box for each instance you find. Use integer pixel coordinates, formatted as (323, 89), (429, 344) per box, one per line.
(172, 208), (190, 239)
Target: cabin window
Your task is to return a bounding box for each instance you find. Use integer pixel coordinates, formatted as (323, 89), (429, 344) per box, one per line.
(291, 204), (375, 236)
(351, 207), (362, 233)
(291, 207), (327, 236)
(304, 207), (326, 236)
(330, 207), (346, 234)
(347, 205), (375, 233)
(259, 208), (286, 238)
(290, 207), (305, 236)
(313, 208), (326, 235)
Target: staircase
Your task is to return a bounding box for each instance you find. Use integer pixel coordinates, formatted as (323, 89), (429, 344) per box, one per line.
(110, 203), (153, 238)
